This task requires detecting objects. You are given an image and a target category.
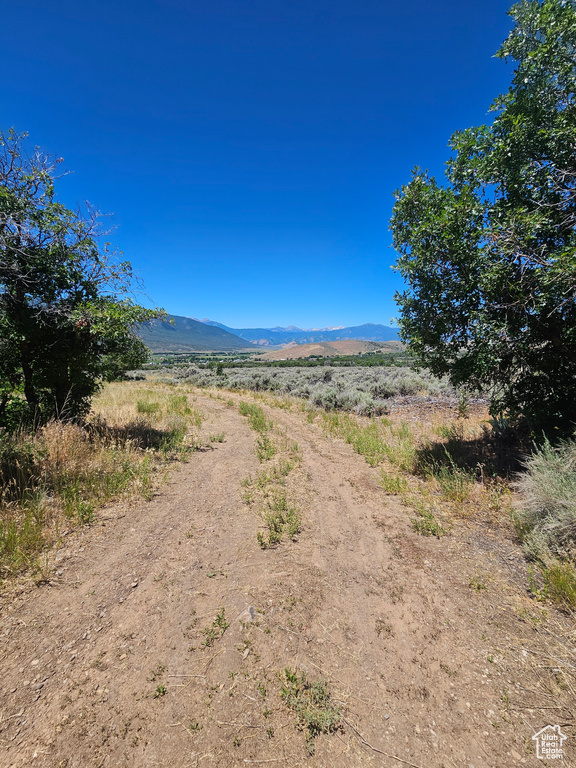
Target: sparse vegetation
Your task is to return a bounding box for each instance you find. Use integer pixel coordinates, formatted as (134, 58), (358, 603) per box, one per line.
(258, 488), (301, 548)
(202, 608), (230, 647)
(239, 401), (278, 462)
(426, 451), (476, 502)
(238, 399), (302, 547)
(410, 500), (447, 537)
(0, 381), (203, 579)
(380, 471), (408, 495)
(238, 401), (270, 431)
(469, 576), (488, 592)
(281, 668), (341, 755)
(256, 434), (277, 462)
(319, 410), (388, 466)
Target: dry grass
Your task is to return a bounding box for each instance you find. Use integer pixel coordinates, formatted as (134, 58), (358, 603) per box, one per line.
(239, 402), (302, 549)
(302, 399), (517, 536)
(0, 381), (205, 582)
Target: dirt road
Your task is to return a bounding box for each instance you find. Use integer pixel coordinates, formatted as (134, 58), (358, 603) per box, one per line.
(0, 391), (570, 767)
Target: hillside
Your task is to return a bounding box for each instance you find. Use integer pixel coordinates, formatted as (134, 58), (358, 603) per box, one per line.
(201, 320), (399, 346)
(137, 315), (250, 352)
(256, 339), (403, 360)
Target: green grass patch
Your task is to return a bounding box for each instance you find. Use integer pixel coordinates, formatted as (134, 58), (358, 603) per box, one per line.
(136, 400), (161, 415)
(408, 498), (447, 537)
(320, 411), (388, 467)
(425, 450), (476, 502)
(239, 401), (278, 461)
(239, 401), (271, 433)
(380, 471), (408, 495)
(543, 561), (576, 610)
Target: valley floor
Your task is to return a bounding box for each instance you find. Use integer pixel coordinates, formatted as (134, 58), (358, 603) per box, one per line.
(0, 389), (573, 767)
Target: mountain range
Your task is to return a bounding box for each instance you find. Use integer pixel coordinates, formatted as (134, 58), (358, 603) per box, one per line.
(198, 320), (399, 346)
(137, 315), (399, 353)
(138, 315), (249, 352)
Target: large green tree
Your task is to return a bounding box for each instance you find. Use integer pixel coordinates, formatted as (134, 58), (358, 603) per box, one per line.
(390, 0), (576, 436)
(0, 130), (163, 424)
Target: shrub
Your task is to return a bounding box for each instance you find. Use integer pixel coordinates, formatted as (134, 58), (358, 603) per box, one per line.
(168, 365), (456, 416)
(517, 438), (576, 559)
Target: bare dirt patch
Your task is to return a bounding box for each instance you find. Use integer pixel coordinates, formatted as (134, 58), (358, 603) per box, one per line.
(0, 390), (573, 767)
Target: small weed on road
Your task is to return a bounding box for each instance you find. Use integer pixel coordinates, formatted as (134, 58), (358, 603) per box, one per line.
(281, 668), (341, 755)
(202, 608), (230, 647)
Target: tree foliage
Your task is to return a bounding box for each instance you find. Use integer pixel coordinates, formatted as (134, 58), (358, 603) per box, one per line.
(0, 130), (163, 424)
(390, 0), (576, 436)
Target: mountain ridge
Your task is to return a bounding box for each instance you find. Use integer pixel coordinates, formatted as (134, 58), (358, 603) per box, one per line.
(137, 315), (250, 352)
(137, 315), (400, 353)
(196, 319), (399, 346)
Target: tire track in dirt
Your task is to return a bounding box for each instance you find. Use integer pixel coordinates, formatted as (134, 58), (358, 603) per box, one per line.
(0, 390), (565, 767)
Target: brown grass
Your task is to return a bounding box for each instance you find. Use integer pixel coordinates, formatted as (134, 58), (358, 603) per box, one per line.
(0, 381), (205, 582)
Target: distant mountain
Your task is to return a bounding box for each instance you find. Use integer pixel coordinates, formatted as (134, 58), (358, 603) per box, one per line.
(138, 316), (400, 353)
(197, 321), (400, 347)
(137, 315), (250, 353)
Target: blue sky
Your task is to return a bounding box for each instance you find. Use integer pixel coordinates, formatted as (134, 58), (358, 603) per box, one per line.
(3, 0), (513, 329)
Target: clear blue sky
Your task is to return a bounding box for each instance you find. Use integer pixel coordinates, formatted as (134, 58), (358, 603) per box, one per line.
(3, 0), (514, 329)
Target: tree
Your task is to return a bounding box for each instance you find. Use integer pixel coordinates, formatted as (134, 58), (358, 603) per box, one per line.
(390, 0), (576, 436)
(0, 130), (163, 424)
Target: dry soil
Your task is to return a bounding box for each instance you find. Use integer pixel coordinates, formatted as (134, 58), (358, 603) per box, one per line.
(0, 390), (573, 768)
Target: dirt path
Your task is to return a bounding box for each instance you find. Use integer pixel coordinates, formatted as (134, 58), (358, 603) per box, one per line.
(0, 391), (571, 767)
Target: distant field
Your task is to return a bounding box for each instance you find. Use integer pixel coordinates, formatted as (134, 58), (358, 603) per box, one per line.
(158, 364), (458, 416)
(255, 339), (403, 360)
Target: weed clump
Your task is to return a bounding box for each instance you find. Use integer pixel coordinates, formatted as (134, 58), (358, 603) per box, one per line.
(238, 403), (302, 547)
(202, 608), (230, 647)
(409, 500), (447, 537)
(424, 449), (476, 502)
(239, 401), (277, 462)
(258, 489), (301, 548)
(281, 668), (341, 754)
(543, 562), (576, 610)
(239, 401), (271, 433)
(380, 471), (408, 495)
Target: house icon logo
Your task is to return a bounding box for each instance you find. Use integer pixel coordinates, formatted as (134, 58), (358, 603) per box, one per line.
(533, 725), (567, 760)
